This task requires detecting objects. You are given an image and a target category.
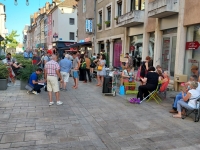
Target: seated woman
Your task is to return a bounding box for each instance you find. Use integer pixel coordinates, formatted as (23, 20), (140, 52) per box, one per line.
(121, 66), (135, 90)
(173, 81), (200, 118)
(11, 59), (22, 76)
(159, 71), (170, 92)
(137, 66), (159, 101)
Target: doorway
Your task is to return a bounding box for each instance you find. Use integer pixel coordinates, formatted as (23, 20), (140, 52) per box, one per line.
(161, 34), (177, 77)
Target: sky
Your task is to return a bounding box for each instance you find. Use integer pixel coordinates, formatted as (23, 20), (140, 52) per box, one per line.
(1, 0), (51, 43)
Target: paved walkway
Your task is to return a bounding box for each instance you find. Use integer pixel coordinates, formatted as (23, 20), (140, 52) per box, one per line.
(0, 79), (200, 150)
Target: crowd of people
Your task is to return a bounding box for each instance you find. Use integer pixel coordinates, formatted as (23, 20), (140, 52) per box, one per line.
(2, 50), (200, 119)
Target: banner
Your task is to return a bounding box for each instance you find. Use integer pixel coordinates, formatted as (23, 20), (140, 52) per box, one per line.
(85, 19), (93, 33)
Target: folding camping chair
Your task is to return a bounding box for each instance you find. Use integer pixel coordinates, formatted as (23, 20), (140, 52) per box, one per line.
(124, 82), (138, 95)
(146, 83), (162, 104)
(182, 97), (200, 122)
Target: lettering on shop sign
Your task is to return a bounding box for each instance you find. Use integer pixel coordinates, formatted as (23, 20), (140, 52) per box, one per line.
(186, 41), (200, 50)
(188, 59), (198, 63)
(130, 46), (135, 51)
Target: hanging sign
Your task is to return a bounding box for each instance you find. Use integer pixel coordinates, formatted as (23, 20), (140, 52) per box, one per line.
(186, 41), (200, 50)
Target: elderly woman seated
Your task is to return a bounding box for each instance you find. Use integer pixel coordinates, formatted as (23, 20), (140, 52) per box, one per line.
(159, 71), (170, 92)
(121, 66), (134, 84)
(137, 66), (159, 101)
(173, 81), (200, 118)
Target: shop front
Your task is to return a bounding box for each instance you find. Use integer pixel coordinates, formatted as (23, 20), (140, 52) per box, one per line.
(184, 24), (200, 76)
(161, 28), (177, 77)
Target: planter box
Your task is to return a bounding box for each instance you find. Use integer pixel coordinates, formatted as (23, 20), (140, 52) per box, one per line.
(0, 79), (7, 90)
(20, 80), (28, 90)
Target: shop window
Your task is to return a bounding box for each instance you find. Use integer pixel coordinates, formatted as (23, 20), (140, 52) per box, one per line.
(98, 11), (102, 30)
(69, 32), (74, 40)
(130, 35), (143, 69)
(106, 6), (111, 28)
(69, 18), (75, 25)
(117, 1), (122, 17)
(149, 32), (155, 62)
(130, 0), (145, 11)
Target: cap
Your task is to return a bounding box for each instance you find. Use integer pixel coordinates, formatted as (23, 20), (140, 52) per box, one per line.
(191, 65), (198, 70)
(47, 50), (52, 55)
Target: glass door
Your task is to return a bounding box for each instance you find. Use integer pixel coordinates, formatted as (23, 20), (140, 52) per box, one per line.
(162, 35), (177, 77)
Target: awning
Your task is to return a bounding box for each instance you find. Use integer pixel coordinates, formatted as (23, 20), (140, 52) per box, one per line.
(69, 42), (92, 48)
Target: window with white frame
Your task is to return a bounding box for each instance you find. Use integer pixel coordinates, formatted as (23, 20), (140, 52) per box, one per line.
(117, 0), (122, 17)
(130, 0), (145, 11)
(98, 10), (102, 30)
(106, 6), (111, 28)
(83, 0), (86, 13)
(69, 32), (75, 40)
(69, 18), (75, 25)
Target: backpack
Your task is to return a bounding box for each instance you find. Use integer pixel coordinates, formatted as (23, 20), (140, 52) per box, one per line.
(81, 59), (86, 69)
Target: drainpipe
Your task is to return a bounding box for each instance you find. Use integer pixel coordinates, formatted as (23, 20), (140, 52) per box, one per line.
(93, 0), (97, 53)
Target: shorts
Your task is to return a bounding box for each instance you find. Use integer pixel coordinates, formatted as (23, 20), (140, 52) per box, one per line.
(72, 71), (79, 78)
(60, 72), (69, 82)
(47, 76), (59, 92)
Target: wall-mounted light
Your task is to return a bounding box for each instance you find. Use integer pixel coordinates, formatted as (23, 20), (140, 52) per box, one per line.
(26, 0), (29, 6)
(61, 8), (64, 14)
(14, 0), (18, 6)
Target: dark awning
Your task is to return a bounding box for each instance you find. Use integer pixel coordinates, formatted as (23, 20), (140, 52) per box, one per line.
(0, 35), (4, 41)
(69, 42), (92, 48)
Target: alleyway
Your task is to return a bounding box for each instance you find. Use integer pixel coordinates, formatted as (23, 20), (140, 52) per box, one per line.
(0, 80), (200, 150)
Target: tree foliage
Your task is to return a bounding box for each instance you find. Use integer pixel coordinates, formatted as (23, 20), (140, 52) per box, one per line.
(1, 30), (19, 48)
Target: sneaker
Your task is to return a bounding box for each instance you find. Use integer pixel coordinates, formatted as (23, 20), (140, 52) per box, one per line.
(57, 101), (63, 105)
(49, 102), (54, 106)
(27, 91), (30, 94)
(7, 83), (12, 87)
(32, 91), (38, 95)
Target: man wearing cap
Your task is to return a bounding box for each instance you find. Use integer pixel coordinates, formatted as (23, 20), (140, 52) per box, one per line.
(44, 50), (52, 65)
(45, 55), (63, 106)
(59, 54), (72, 91)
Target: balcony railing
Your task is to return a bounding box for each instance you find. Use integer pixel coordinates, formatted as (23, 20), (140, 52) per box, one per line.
(148, 0), (179, 18)
(117, 10), (144, 27)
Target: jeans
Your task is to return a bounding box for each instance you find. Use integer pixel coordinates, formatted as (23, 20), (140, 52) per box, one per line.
(177, 99), (193, 112)
(33, 84), (44, 93)
(138, 84), (157, 100)
(173, 92), (186, 109)
(84, 69), (91, 82)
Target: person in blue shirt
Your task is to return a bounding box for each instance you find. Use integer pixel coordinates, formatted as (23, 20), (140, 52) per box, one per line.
(59, 54), (72, 91)
(28, 68), (45, 95)
(23, 50), (29, 59)
(29, 51), (33, 59)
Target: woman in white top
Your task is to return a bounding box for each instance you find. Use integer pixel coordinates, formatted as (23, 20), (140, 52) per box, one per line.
(96, 54), (106, 86)
(173, 81), (200, 118)
(121, 66), (134, 85)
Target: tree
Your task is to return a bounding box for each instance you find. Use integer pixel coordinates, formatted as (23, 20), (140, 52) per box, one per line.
(1, 30), (19, 49)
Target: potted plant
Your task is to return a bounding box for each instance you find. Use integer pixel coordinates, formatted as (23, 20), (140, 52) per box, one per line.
(0, 63), (9, 90)
(97, 23), (102, 30)
(104, 20), (110, 27)
(114, 16), (118, 24)
(18, 65), (38, 90)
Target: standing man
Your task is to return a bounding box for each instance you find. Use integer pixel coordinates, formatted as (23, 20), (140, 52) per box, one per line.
(72, 52), (80, 89)
(23, 50), (29, 59)
(44, 55), (63, 106)
(44, 50), (52, 65)
(125, 53), (133, 68)
(59, 54), (72, 91)
(84, 54), (91, 83)
(32, 52), (41, 66)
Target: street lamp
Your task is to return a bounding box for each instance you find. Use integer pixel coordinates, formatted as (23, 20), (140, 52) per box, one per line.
(12, 0), (29, 6)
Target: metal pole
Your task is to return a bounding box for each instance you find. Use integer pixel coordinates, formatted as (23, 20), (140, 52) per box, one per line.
(93, 0), (97, 53)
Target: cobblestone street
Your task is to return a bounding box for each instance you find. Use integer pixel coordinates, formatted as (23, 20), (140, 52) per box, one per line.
(0, 80), (200, 150)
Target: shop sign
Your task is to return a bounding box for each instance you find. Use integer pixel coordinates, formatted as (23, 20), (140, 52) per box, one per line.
(130, 46), (135, 51)
(79, 40), (85, 43)
(186, 41), (200, 50)
(85, 19), (93, 33)
(84, 38), (90, 42)
(53, 33), (58, 38)
(70, 47), (77, 51)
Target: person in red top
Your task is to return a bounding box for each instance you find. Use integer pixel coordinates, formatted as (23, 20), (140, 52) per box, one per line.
(45, 55), (63, 106)
(32, 52), (41, 66)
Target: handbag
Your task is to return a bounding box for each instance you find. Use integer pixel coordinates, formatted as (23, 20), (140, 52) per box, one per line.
(25, 84), (34, 91)
(97, 65), (103, 71)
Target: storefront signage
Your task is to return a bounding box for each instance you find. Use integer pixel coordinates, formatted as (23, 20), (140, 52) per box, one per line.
(85, 19), (93, 33)
(84, 38), (90, 42)
(130, 46), (135, 51)
(186, 41), (200, 50)
(79, 40), (85, 43)
(53, 33), (58, 38)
